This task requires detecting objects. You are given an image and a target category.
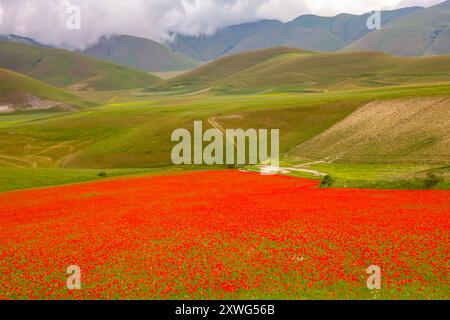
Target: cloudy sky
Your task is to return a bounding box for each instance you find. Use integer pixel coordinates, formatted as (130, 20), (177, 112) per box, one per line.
(0, 0), (445, 49)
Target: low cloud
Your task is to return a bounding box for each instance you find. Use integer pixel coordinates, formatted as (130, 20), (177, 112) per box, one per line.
(0, 0), (444, 50)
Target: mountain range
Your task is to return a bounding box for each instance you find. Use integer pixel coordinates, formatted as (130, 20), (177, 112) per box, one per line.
(170, 1), (450, 60)
(169, 6), (422, 61)
(0, 1), (449, 75)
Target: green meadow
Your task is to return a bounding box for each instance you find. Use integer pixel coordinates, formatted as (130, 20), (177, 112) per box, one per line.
(0, 47), (449, 192)
(0, 81), (449, 192)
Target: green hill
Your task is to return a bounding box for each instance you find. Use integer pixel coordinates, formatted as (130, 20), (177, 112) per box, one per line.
(153, 48), (450, 92)
(290, 97), (450, 164)
(343, 1), (450, 56)
(83, 35), (198, 72)
(0, 68), (90, 113)
(152, 47), (313, 92)
(0, 41), (161, 90)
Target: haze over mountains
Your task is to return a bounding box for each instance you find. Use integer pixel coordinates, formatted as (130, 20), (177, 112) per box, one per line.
(169, 6), (423, 61)
(1, 1), (449, 74)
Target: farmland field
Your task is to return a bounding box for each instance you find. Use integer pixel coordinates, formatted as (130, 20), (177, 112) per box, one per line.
(1, 17), (450, 304)
(0, 170), (448, 300)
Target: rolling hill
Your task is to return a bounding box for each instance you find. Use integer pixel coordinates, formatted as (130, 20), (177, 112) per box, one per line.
(82, 35), (199, 72)
(290, 97), (450, 164)
(343, 0), (450, 56)
(0, 68), (90, 113)
(0, 41), (161, 90)
(153, 47), (450, 92)
(169, 7), (422, 60)
(151, 47), (312, 91)
(1, 81), (449, 170)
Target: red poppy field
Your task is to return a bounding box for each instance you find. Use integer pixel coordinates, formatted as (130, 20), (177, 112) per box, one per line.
(0, 170), (448, 300)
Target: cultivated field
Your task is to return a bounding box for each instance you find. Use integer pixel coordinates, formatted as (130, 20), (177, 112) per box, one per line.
(0, 44), (449, 301)
(0, 171), (448, 299)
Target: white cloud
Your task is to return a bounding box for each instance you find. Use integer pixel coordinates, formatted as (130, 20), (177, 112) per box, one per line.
(0, 0), (445, 49)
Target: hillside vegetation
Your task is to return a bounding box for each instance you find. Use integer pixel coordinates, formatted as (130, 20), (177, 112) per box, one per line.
(0, 82), (449, 169)
(83, 35), (198, 72)
(0, 68), (90, 113)
(0, 41), (161, 90)
(290, 97), (450, 164)
(153, 47), (450, 92)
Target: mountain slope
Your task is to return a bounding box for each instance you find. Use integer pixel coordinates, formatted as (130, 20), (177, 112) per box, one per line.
(0, 41), (161, 90)
(169, 20), (283, 61)
(170, 7), (422, 60)
(152, 47), (312, 91)
(83, 35), (198, 72)
(153, 48), (450, 92)
(0, 68), (90, 113)
(343, 1), (450, 56)
(227, 7), (422, 55)
(290, 97), (450, 164)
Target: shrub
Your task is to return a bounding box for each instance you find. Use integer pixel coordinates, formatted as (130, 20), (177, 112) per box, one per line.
(320, 175), (334, 188)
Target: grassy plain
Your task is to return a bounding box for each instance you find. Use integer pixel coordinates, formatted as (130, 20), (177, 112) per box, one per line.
(0, 81), (449, 192)
(1, 46), (450, 192)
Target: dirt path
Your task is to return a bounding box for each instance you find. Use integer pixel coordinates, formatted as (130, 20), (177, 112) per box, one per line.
(208, 116), (245, 160)
(209, 116), (329, 177)
(0, 154), (38, 168)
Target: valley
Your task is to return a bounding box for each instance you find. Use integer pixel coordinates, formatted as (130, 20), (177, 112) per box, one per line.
(0, 0), (449, 302)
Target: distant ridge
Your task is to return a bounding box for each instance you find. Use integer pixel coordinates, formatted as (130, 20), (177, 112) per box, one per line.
(0, 34), (49, 47)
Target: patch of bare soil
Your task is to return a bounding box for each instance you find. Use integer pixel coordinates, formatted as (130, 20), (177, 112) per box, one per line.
(0, 93), (75, 113)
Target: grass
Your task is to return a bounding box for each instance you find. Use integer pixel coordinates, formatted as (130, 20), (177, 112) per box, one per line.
(311, 163), (450, 189)
(289, 96), (450, 164)
(0, 83), (449, 170)
(0, 48), (450, 188)
(0, 68), (93, 111)
(0, 41), (161, 90)
(153, 47), (450, 93)
(0, 167), (165, 193)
